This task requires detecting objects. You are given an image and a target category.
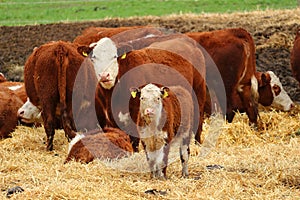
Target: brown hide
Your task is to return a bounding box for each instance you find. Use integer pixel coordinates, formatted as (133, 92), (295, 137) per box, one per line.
(65, 127), (133, 163)
(0, 86), (23, 138)
(24, 41), (98, 150)
(186, 28), (259, 124)
(0, 81), (27, 103)
(290, 28), (300, 86)
(73, 26), (158, 46)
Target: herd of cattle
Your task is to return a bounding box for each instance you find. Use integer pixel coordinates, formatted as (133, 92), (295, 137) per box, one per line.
(1, 25), (299, 179)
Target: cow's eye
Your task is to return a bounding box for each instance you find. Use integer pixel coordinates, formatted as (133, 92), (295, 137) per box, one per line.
(272, 84), (281, 96)
(140, 97), (144, 101)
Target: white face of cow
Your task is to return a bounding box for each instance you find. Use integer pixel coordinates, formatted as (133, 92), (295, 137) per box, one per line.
(17, 98), (43, 124)
(268, 71), (294, 111)
(90, 37), (119, 90)
(139, 84), (164, 125)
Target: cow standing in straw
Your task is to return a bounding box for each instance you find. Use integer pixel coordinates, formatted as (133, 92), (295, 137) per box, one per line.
(130, 83), (193, 179)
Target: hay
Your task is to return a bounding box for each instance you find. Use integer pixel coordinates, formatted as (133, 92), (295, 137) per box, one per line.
(1, 106), (299, 199)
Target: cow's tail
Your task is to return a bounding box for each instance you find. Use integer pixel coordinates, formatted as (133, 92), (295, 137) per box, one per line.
(56, 43), (76, 140)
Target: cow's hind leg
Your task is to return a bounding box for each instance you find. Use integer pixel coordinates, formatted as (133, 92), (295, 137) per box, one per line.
(42, 104), (56, 151)
(180, 134), (191, 178)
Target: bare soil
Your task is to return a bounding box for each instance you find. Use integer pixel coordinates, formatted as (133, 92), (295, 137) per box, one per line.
(1, 9), (300, 101)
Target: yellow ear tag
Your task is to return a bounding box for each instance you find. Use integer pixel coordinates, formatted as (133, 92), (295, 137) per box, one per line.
(131, 91), (137, 98)
(82, 51), (88, 57)
(121, 53), (126, 59)
(162, 90), (169, 98)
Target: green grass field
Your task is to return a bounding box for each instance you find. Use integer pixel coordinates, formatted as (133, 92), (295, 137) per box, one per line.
(0, 0), (298, 26)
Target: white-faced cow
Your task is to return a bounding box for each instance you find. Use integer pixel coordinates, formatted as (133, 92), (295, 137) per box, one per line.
(187, 28), (260, 125)
(130, 83), (193, 179)
(186, 29), (294, 122)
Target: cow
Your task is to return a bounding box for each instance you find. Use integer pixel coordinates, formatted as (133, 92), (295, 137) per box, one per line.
(204, 70), (294, 116)
(187, 29), (294, 122)
(130, 84), (193, 179)
(290, 28), (300, 85)
(0, 85), (23, 138)
(19, 40), (98, 150)
(65, 127), (133, 164)
(186, 28), (260, 125)
(78, 35), (206, 149)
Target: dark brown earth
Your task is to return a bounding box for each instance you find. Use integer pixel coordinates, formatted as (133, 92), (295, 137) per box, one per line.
(1, 10), (300, 101)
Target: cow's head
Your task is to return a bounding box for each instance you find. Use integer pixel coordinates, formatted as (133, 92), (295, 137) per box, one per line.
(17, 98), (43, 124)
(256, 71), (294, 111)
(131, 84), (169, 124)
(78, 37), (120, 90)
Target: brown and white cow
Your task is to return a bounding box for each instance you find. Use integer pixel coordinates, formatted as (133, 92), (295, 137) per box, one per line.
(18, 41), (98, 150)
(204, 70), (294, 116)
(291, 28), (300, 86)
(186, 28), (260, 125)
(187, 29), (294, 122)
(65, 127), (133, 164)
(130, 84), (193, 179)
(79, 35), (206, 149)
(0, 85), (23, 138)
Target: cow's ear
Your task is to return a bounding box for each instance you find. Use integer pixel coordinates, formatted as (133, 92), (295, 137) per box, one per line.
(160, 87), (169, 99)
(130, 87), (140, 98)
(0, 72), (6, 82)
(261, 72), (271, 86)
(77, 46), (93, 57)
(117, 44), (133, 59)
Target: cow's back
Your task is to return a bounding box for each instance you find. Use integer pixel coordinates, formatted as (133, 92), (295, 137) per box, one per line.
(73, 26), (148, 45)
(187, 28), (255, 91)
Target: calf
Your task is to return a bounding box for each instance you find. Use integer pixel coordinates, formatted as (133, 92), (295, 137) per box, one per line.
(65, 127), (133, 163)
(131, 84), (193, 179)
(0, 86), (23, 138)
(291, 28), (300, 85)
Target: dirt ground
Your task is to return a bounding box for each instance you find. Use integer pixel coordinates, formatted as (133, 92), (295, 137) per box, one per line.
(1, 9), (300, 101)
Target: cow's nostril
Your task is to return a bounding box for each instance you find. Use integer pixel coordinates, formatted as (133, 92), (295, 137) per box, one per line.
(19, 110), (24, 115)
